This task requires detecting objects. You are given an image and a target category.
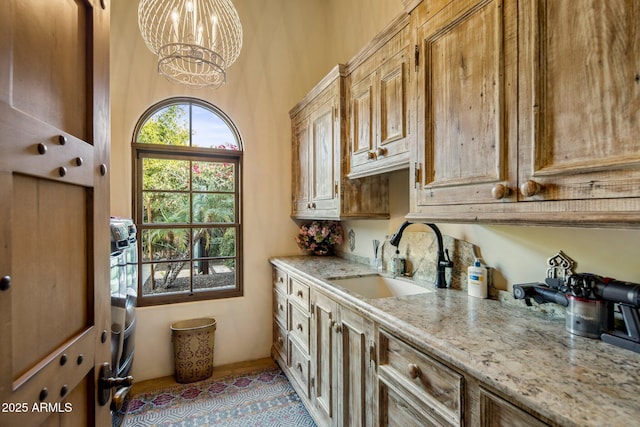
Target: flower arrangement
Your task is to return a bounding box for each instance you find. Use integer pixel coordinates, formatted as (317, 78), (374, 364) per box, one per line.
(296, 221), (344, 255)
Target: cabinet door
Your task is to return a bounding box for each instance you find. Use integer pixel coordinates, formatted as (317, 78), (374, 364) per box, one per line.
(480, 388), (549, 427)
(310, 291), (338, 426)
(518, 0), (640, 202)
(338, 307), (376, 427)
(292, 115), (311, 216)
(310, 95), (340, 216)
(350, 74), (376, 170)
(414, 0), (517, 207)
(377, 47), (410, 163)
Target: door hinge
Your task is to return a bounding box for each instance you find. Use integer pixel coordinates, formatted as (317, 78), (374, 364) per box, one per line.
(414, 45), (419, 72)
(369, 340), (377, 369)
(414, 162), (422, 188)
(335, 181), (339, 196)
(310, 303), (315, 317)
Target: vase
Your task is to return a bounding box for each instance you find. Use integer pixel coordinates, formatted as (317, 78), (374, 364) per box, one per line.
(306, 247), (333, 256)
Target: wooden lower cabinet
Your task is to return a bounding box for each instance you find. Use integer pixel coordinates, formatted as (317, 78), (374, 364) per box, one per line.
(379, 378), (442, 427)
(378, 329), (464, 426)
(271, 267), (554, 427)
(479, 387), (550, 427)
(310, 289), (377, 427)
(335, 303), (376, 426)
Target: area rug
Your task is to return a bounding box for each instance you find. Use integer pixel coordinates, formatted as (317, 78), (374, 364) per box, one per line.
(123, 366), (316, 426)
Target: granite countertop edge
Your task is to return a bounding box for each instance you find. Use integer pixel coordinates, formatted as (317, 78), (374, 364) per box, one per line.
(269, 255), (640, 427)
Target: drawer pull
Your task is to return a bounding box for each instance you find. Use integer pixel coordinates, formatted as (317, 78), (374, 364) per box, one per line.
(407, 363), (422, 379)
(297, 323), (303, 331)
(297, 290), (304, 298)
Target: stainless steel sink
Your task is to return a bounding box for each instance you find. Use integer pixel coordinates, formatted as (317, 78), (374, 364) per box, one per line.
(329, 275), (432, 299)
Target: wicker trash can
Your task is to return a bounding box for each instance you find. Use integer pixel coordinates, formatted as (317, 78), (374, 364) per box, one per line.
(171, 318), (217, 383)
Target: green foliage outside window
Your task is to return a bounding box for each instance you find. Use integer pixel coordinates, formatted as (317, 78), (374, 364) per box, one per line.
(136, 103), (239, 294)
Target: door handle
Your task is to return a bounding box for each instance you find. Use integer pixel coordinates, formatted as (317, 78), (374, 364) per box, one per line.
(98, 362), (133, 406)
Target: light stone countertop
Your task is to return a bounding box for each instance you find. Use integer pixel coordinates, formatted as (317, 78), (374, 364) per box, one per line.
(270, 255), (640, 427)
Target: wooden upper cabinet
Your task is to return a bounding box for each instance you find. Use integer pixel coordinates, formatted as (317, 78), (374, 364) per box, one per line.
(347, 14), (414, 179)
(291, 67), (341, 219)
(409, 0), (640, 226)
(412, 0), (518, 207)
(518, 0), (640, 203)
(291, 65), (390, 220)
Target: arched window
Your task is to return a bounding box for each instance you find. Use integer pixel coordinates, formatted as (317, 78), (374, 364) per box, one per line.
(132, 97), (243, 305)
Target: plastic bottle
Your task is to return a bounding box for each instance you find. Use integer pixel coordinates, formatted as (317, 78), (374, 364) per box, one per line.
(468, 258), (488, 298)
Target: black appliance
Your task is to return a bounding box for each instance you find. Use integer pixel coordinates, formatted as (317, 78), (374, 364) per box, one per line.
(109, 218), (137, 425)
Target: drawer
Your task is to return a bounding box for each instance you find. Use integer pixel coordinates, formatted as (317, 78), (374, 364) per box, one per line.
(379, 378), (442, 427)
(273, 321), (288, 364)
(273, 289), (287, 327)
(288, 277), (310, 310)
(288, 301), (310, 351)
(480, 388), (549, 427)
(379, 329), (463, 425)
(288, 338), (310, 398)
(273, 268), (287, 294)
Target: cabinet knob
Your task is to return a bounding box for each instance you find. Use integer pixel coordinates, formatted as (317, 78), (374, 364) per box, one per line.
(407, 363), (421, 379)
(297, 290), (304, 298)
(491, 183), (509, 200)
(297, 323), (303, 331)
(367, 151), (376, 160)
(296, 362), (303, 372)
(278, 304), (284, 311)
(0, 275), (10, 291)
(376, 147), (388, 157)
(277, 337), (284, 346)
(335, 324), (342, 333)
(520, 180), (542, 197)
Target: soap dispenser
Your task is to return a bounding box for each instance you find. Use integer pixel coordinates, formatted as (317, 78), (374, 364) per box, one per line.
(391, 249), (406, 276)
(468, 258), (488, 298)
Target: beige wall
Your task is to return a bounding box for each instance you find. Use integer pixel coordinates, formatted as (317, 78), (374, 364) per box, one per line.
(111, 1), (640, 382)
(111, 0), (404, 382)
(342, 170), (640, 292)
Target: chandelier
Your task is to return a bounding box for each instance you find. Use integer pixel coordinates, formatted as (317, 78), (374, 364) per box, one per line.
(138, 0), (243, 88)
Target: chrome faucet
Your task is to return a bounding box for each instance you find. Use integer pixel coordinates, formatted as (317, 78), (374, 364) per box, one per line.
(389, 221), (453, 288)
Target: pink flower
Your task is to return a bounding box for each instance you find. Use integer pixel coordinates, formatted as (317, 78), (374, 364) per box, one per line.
(295, 221), (344, 254)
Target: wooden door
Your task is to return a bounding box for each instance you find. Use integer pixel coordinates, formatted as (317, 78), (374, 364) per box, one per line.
(310, 291), (337, 426)
(349, 74), (376, 170)
(310, 93), (339, 216)
(0, 1), (111, 426)
(291, 115), (312, 216)
(377, 48), (410, 163)
(518, 0), (640, 202)
(414, 0), (518, 207)
(338, 307), (375, 427)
